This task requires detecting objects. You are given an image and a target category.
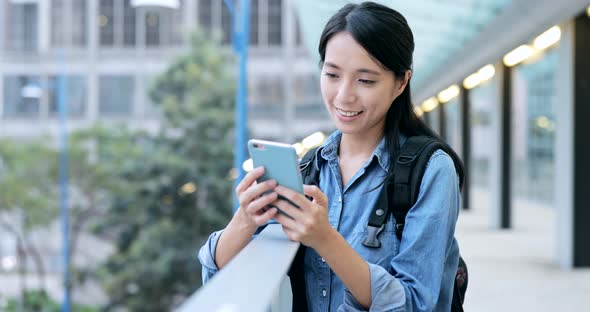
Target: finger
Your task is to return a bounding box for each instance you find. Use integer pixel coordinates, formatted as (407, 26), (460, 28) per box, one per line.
(281, 227), (300, 242)
(274, 185), (309, 210)
(246, 191), (278, 215)
(274, 212), (299, 232)
(253, 207), (278, 226)
(272, 199), (304, 220)
(236, 167), (265, 194)
(303, 185), (328, 206)
(239, 179), (277, 208)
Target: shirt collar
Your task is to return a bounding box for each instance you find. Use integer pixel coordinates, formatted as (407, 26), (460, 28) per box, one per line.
(318, 130), (391, 172)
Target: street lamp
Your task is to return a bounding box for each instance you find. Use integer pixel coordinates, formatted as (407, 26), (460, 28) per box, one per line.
(222, 0), (250, 211)
(21, 73), (71, 312)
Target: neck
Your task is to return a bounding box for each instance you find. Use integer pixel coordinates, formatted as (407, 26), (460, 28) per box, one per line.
(339, 128), (384, 159)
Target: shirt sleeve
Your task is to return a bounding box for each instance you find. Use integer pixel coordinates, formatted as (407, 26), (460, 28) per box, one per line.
(197, 222), (274, 284)
(197, 229), (224, 284)
(341, 150), (461, 312)
(338, 263), (406, 312)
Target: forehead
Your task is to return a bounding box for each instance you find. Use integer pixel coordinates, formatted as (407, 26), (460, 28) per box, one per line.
(324, 32), (383, 71)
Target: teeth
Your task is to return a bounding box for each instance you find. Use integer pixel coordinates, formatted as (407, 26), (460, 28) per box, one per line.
(336, 108), (361, 117)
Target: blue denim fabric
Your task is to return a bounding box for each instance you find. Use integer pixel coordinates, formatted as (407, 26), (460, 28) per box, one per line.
(198, 131), (461, 312)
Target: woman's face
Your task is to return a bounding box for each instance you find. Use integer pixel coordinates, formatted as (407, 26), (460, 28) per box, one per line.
(320, 32), (407, 138)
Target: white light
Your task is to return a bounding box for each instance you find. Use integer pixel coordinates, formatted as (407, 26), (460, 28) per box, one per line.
(21, 85), (43, 99)
(1, 256), (16, 271)
(180, 182), (196, 195)
(463, 73), (481, 90)
(414, 106), (424, 117)
(242, 159), (253, 172)
(477, 65), (496, 81)
(536, 116), (552, 129)
(587, 6), (590, 17)
(302, 132), (326, 149)
(437, 85), (460, 103)
(292, 143), (304, 156)
(131, 0), (179, 9)
(534, 26), (561, 50)
(227, 168), (239, 180)
(503, 45), (535, 67)
(463, 64), (495, 90)
(421, 97), (438, 113)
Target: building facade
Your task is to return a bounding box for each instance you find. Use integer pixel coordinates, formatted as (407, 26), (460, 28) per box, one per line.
(0, 0), (331, 141)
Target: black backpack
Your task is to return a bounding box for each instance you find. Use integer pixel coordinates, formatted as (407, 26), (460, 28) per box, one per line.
(289, 135), (468, 312)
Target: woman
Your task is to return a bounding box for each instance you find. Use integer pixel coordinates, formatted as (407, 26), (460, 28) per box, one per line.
(199, 2), (463, 311)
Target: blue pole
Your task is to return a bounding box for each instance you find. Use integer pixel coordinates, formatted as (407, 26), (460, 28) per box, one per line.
(227, 0), (250, 211)
(57, 66), (71, 312)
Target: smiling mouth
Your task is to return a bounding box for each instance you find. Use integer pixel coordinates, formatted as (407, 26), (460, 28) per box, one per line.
(335, 107), (363, 117)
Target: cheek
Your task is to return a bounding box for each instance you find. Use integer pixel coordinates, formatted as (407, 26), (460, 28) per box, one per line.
(320, 77), (335, 102)
(366, 88), (395, 113)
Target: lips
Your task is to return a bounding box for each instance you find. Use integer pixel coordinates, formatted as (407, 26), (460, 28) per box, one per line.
(335, 107), (363, 117)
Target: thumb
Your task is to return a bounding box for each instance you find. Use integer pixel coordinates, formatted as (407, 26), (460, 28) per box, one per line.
(303, 185), (328, 207)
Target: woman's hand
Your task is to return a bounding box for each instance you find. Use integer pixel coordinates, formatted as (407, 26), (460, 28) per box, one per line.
(234, 166), (279, 228)
(272, 185), (333, 249)
(214, 166), (279, 269)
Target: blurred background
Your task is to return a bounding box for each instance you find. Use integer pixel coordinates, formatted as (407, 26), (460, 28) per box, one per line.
(1, 0), (589, 311)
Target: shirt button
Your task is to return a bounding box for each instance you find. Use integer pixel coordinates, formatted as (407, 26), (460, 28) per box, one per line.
(338, 196), (342, 202)
(321, 289), (327, 297)
(321, 257), (325, 263)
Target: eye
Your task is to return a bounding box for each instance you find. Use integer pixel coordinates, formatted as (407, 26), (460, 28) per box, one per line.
(324, 72), (339, 79)
(359, 79), (376, 85)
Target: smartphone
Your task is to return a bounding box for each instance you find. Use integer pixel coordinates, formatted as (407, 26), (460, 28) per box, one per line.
(247, 139), (304, 195)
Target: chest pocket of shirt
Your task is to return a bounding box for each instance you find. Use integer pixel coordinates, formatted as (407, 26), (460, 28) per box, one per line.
(350, 214), (401, 268)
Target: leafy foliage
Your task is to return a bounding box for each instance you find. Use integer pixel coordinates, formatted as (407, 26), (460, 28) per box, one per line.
(95, 32), (236, 311)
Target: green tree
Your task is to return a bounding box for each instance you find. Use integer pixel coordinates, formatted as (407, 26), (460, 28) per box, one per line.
(0, 139), (58, 303)
(96, 31), (236, 311)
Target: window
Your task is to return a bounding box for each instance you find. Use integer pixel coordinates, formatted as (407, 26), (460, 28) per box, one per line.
(512, 50), (557, 205)
(123, 0), (136, 46)
(198, 0), (213, 34)
(221, 3), (232, 44)
(293, 74), (319, 103)
(51, 0), (88, 47)
(249, 75), (284, 117)
(294, 14), (303, 46)
(99, 76), (135, 116)
(99, 0), (115, 46)
(198, 0), (231, 44)
(72, 0), (88, 46)
(145, 11), (160, 46)
(48, 76), (87, 117)
(145, 4), (184, 47)
(3, 75), (41, 117)
(3, 1), (38, 51)
(267, 0), (282, 45)
(249, 0), (259, 45)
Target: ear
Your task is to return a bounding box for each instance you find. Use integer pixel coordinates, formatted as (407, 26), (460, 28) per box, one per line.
(395, 70), (412, 97)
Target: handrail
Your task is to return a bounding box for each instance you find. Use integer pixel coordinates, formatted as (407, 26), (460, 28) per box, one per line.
(176, 224), (299, 312)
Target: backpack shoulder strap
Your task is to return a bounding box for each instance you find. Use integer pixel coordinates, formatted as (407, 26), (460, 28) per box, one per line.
(299, 147), (320, 186)
(390, 136), (451, 239)
(362, 136), (440, 247)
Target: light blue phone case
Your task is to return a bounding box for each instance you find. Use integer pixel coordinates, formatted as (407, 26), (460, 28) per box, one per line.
(247, 139), (304, 194)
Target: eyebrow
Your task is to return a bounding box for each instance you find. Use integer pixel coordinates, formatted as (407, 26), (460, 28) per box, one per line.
(324, 62), (381, 76)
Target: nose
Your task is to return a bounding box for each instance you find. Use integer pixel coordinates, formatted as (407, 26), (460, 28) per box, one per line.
(335, 80), (357, 105)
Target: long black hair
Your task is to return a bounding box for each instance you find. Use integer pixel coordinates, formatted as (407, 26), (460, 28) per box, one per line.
(318, 1), (464, 186)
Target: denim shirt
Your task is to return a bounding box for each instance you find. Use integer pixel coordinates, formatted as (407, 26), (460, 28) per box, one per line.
(198, 131), (461, 312)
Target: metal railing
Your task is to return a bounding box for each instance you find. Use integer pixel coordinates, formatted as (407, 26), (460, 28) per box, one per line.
(176, 224), (299, 312)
